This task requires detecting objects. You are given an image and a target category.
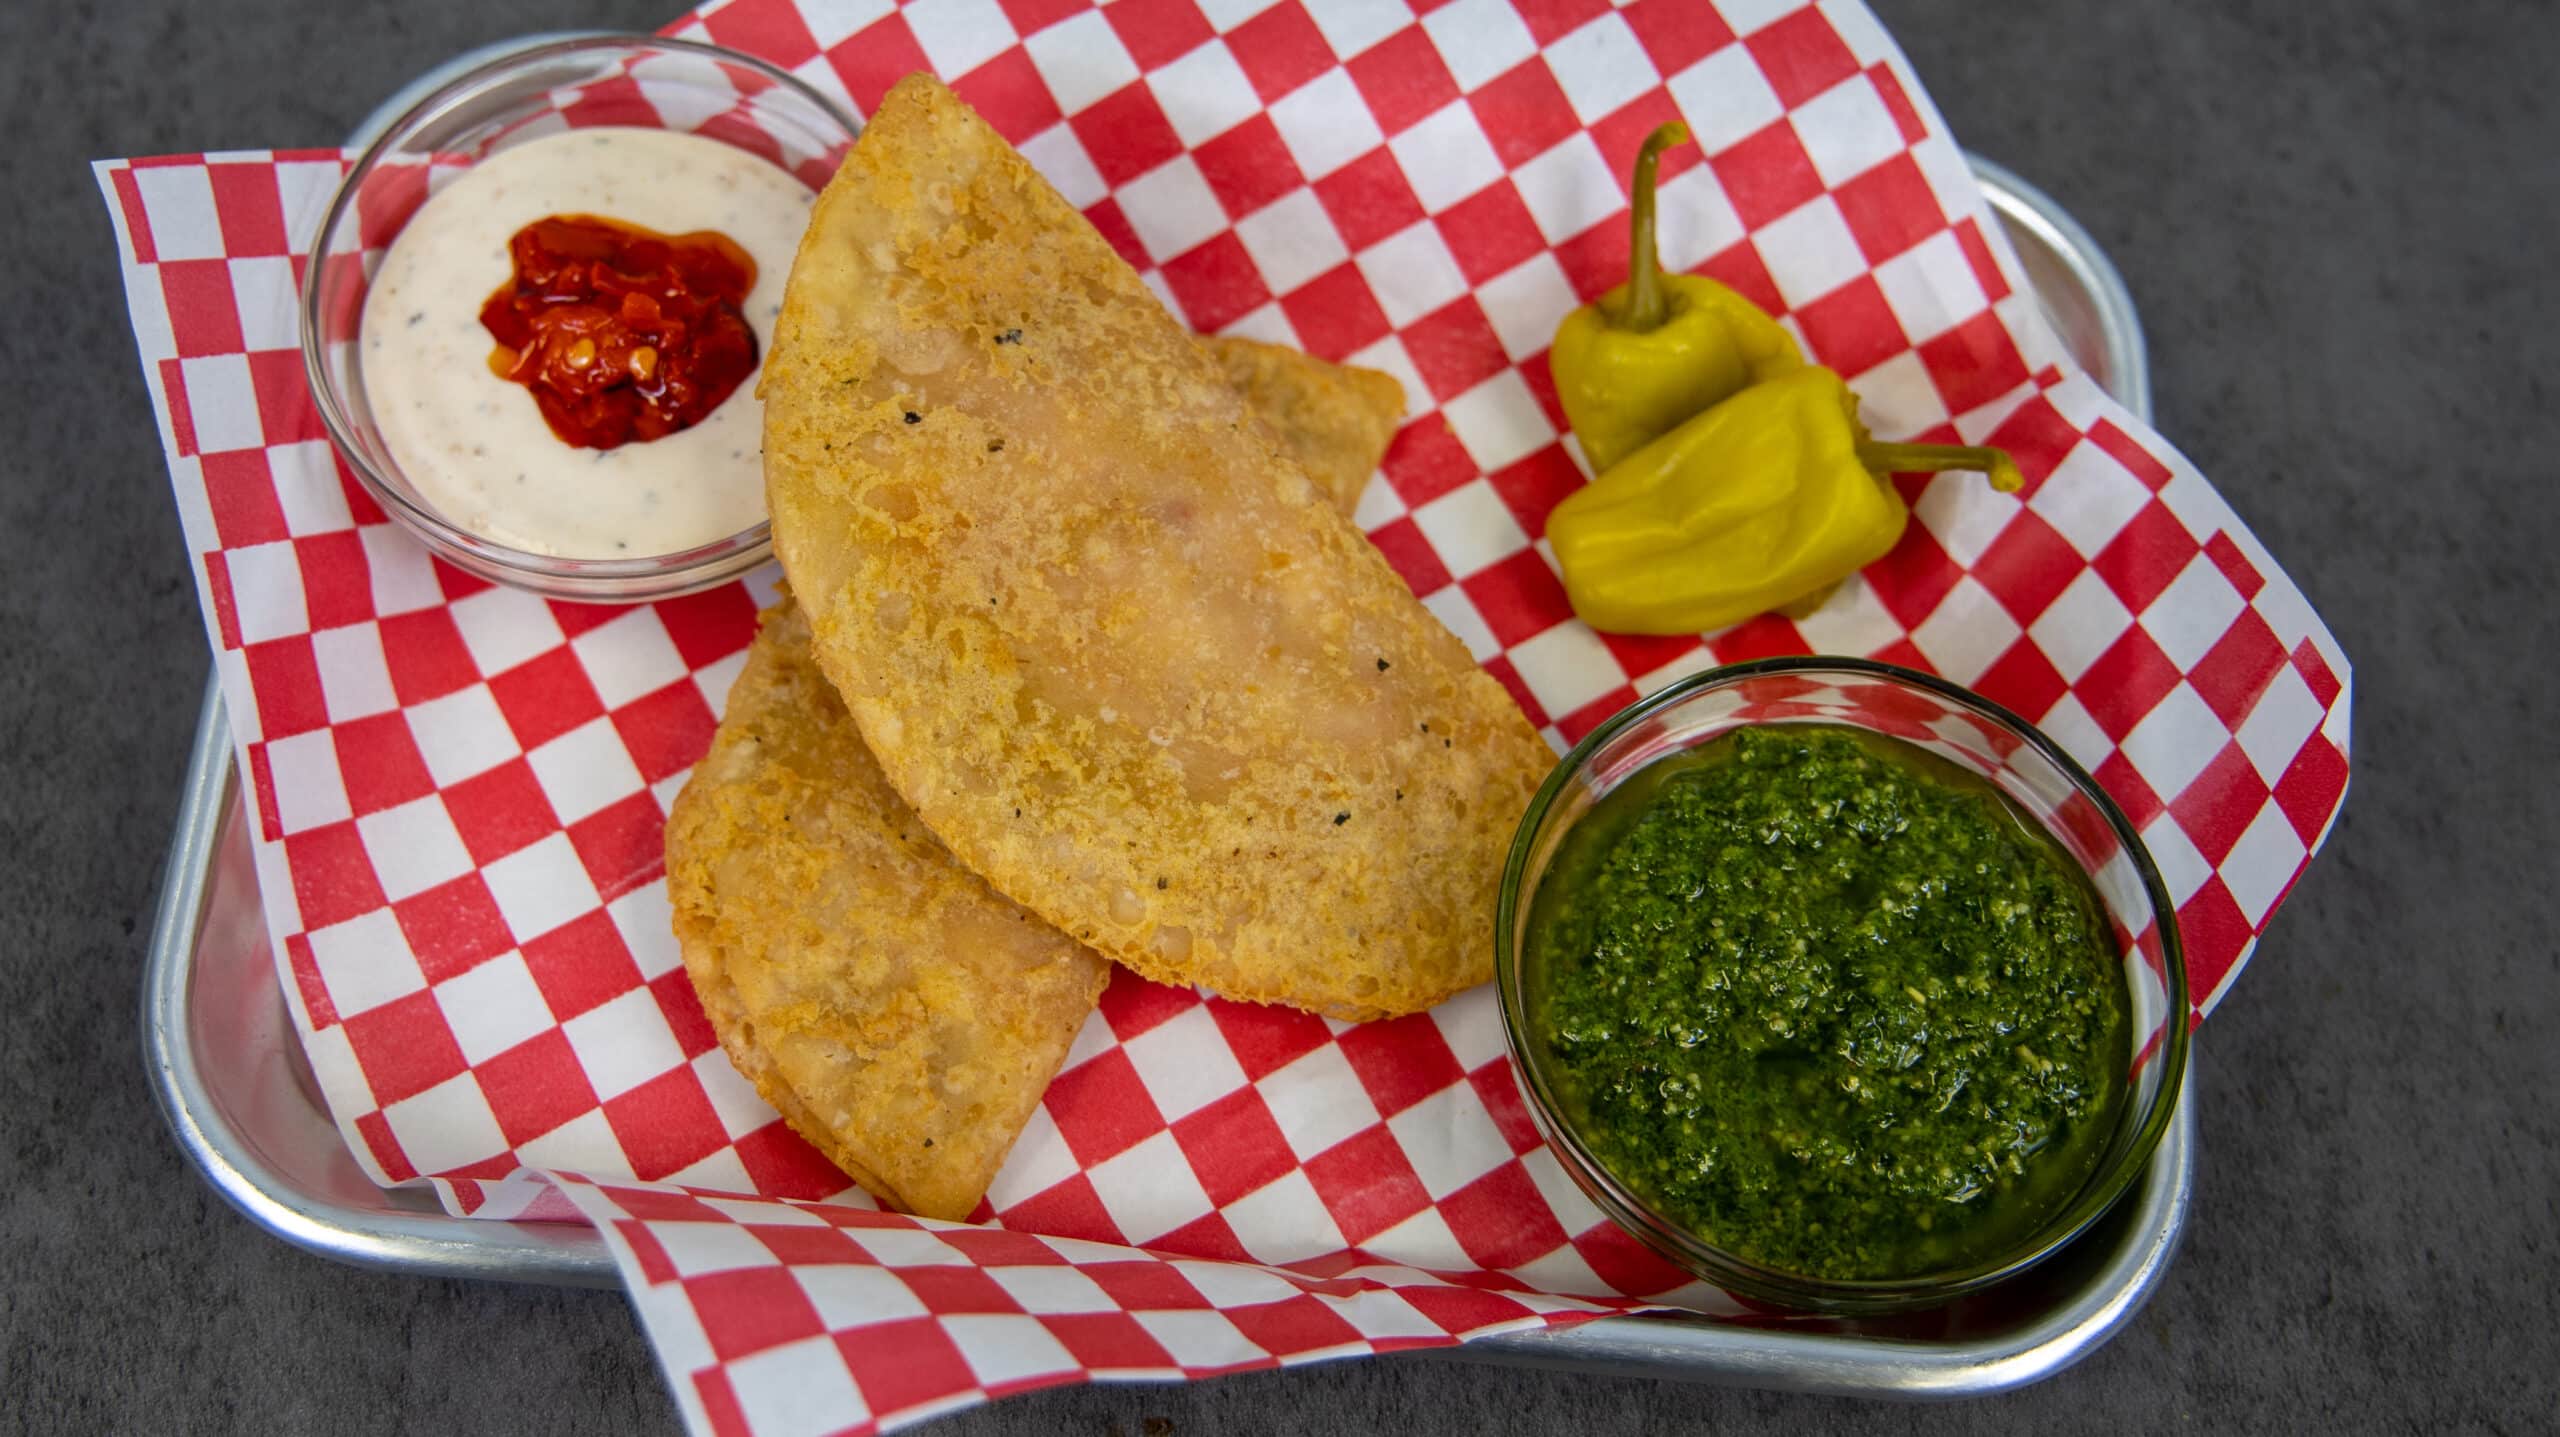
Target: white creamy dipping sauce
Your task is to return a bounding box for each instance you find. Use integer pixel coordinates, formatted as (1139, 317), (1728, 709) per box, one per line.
(358, 126), (813, 559)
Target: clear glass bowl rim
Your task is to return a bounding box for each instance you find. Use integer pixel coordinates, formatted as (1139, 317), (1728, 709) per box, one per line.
(296, 33), (863, 593)
(1493, 654), (2193, 1311)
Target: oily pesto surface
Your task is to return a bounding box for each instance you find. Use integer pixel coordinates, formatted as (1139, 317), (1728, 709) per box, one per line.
(1528, 725), (2130, 1281)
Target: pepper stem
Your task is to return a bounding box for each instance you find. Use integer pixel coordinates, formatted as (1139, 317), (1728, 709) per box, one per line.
(1857, 441), (2026, 494)
(1616, 122), (1692, 334)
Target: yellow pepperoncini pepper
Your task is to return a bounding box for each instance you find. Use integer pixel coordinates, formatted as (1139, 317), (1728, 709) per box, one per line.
(1546, 367), (2025, 635)
(1551, 122), (1803, 475)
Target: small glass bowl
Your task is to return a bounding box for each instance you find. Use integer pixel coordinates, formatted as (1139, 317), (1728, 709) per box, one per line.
(1495, 657), (2189, 1314)
(299, 35), (860, 603)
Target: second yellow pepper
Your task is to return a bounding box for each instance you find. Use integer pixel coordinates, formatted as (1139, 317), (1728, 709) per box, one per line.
(1546, 367), (2024, 636)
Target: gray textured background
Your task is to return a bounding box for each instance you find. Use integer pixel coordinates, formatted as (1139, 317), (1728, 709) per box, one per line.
(6, 0), (2554, 1431)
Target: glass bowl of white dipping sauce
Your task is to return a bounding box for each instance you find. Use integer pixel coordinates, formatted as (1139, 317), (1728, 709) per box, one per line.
(301, 35), (859, 603)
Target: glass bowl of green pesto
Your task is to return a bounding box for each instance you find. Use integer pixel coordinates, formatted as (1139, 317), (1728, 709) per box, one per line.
(1496, 657), (2188, 1314)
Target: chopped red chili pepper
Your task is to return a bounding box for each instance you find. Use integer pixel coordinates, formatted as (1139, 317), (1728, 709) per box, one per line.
(479, 214), (760, 450)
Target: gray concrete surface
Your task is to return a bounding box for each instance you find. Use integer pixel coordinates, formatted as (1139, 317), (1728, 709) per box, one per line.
(4, 0), (2553, 1431)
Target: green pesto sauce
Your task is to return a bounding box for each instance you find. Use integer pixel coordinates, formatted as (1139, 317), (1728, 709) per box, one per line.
(1527, 725), (2130, 1282)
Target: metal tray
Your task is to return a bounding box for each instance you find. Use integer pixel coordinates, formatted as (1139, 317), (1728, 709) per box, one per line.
(141, 132), (2181, 1396)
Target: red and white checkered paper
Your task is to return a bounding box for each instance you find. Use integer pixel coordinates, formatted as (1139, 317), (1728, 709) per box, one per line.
(100, 0), (2351, 1432)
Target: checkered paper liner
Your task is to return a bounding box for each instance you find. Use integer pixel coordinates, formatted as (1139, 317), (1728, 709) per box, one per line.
(98, 0), (2351, 1432)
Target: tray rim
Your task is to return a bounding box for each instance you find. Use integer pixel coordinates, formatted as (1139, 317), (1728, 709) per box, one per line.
(140, 147), (2183, 1397)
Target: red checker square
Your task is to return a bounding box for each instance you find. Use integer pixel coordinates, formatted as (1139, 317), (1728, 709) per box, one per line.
(1301, 1124), (1432, 1243)
(1591, 90), (1697, 198)
(569, 791), (667, 903)
(2203, 531), (2266, 600)
(443, 759), (557, 866)
(284, 933), (338, 1028)
(2175, 878), (2252, 1009)
(1228, 1295), (1363, 1357)
(1440, 1161), (1572, 1271)
(1278, 262), (1393, 361)
(331, 712), (433, 815)
(1155, 1210), (1254, 1265)
(473, 1027), (598, 1147)
(1744, 6), (1861, 108)
(613, 679), (720, 785)
(487, 646), (605, 752)
(2291, 639), (2342, 709)
(2076, 627), (2183, 741)
(1833, 151), (1945, 266)
(1706, 612), (1812, 664)
(2189, 613), (2288, 728)
(689, 1266), (824, 1362)
(1485, 446), (1587, 540)
(520, 908), (643, 1021)
(244, 636), (329, 738)
(608, 1187), (730, 1223)
(1868, 62), (1928, 145)
(1698, 238), (1788, 319)
(540, 600), (620, 642)
(1711, 120), (1824, 231)
(1973, 639), (2070, 725)
(378, 608), (480, 705)
(1520, 348), (1569, 432)
(393, 874), (513, 983)
(1792, 273), (1906, 379)
(1952, 217), (2013, 303)
(1227, 1), (1334, 104)
(1381, 415), (1480, 508)
(1918, 310), (2033, 417)
(1597, 630), (1699, 684)
(1107, 0), (1214, 67)
(354, 1110), (415, 1183)
(2168, 743), (2268, 864)
(1071, 82), (1185, 187)
(199, 449), (289, 549)
(1624, 0), (1735, 71)
(735, 1121), (858, 1202)
(1557, 686), (1638, 745)
(948, 45), (1061, 144)
(691, 1369), (746, 1437)
(557, 75), (652, 131)
(1173, 1087), (1297, 1207)
(1313, 147), (1425, 252)
(996, 1173), (1127, 1245)
(1971, 511), (2083, 624)
(1043, 1312), (1178, 1372)
(1401, 1283), (1542, 1335)
(897, 1265), (1028, 1314)
(840, 1318), (981, 1420)
(2091, 749), (2165, 832)
(1470, 61), (1580, 170)
(1367, 515), (1455, 597)
(2275, 736), (2349, 844)
(701, 0), (822, 71)
(1468, 1061), (1544, 1155)
(1863, 521), (1963, 630)
(2090, 419), (2177, 492)
(2092, 502), (2203, 614)
(1042, 1049), (1168, 1166)
(1337, 1013), (1467, 1118)
(1083, 197), (1150, 271)
(1097, 965), (1200, 1040)
(212, 160), (297, 250)
(1437, 181), (1545, 286)
(653, 968), (721, 1060)
(1161, 232), (1274, 334)
(1516, 0), (1612, 43)
(110, 166), (157, 264)
(1483, 654), (1549, 729)
(744, 1222), (865, 1269)
(995, 0), (1086, 38)
(247, 347), (326, 446)
(293, 530), (373, 631)
(825, 15), (931, 115)
(1207, 997), (1335, 1081)
(652, 583), (759, 672)
(1461, 549), (1573, 649)
(1985, 394), (2082, 491)
(602, 1066), (726, 1180)
(340, 989), (468, 1106)
(1401, 296), (1509, 403)
(158, 259), (245, 358)
(1548, 217), (1629, 304)
(282, 820), (386, 931)
(1195, 114), (1302, 219)
(940, 1227), (1069, 1268)
(1348, 24), (1459, 136)
(1572, 1220), (1692, 1296)
(156, 356), (199, 457)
